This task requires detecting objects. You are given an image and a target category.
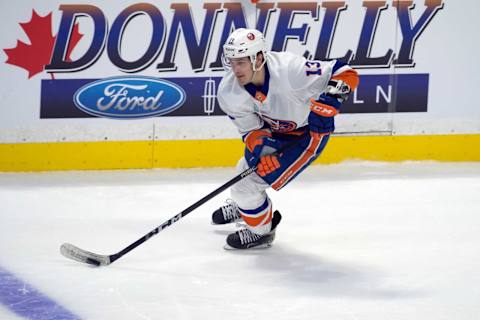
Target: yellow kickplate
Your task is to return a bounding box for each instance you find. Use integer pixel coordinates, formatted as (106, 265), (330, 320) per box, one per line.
(0, 134), (479, 172)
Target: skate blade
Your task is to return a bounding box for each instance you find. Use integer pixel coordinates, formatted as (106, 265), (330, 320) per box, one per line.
(210, 219), (244, 226)
(223, 242), (273, 251)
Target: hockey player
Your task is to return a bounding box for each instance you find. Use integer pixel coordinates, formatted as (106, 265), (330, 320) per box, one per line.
(212, 28), (359, 249)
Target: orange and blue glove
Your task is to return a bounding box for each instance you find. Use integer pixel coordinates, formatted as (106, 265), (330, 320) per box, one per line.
(308, 93), (341, 134)
(244, 130), (282, 177)
(308, 79), (351, 135)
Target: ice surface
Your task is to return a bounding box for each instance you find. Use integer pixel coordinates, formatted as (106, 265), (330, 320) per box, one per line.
(0, 161), (479, 320)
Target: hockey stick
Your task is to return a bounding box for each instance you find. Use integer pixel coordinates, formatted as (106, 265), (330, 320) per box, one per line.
(60, 137), (305, 266)
(60, 166), (257, 266)
(60, 165), (258, 266)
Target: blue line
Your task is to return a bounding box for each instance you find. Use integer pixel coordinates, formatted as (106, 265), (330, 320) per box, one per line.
(0, 266), (80, 320)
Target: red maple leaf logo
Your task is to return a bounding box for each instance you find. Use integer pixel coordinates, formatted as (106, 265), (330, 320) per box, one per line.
(3, 9), (83, 79)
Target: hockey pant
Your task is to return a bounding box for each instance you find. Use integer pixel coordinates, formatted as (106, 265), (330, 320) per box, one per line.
(232, 131), (330, 235)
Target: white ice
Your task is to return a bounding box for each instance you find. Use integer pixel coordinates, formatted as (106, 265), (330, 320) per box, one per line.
(0, 161), (479, 320)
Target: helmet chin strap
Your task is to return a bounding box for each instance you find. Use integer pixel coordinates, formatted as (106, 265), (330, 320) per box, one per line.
(250, 54), (267, 83)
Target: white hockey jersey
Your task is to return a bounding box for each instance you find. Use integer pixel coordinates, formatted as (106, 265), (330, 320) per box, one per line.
(217, 51), (354, 137)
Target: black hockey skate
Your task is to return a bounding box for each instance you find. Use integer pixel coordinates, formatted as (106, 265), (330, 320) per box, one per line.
(225, 211), (282, 250)
(212, 199), (242, 225)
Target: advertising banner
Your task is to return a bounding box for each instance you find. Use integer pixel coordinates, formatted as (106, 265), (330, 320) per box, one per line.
(1, 0), (479, 144)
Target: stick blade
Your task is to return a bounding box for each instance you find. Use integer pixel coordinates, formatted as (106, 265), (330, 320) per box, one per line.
(60, 243), (111, 266)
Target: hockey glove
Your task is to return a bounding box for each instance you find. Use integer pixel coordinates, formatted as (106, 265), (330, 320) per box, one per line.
(257, 154), (281, 177)
(308, 93), (341, 134)
(308, 79), (351, 134)
(244, 132), (282, 176)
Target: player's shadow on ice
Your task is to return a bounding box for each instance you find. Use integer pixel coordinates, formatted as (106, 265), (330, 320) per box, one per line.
(227, 245), (420, 299)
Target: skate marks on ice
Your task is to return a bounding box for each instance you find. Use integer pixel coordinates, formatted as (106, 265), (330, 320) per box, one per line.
(224, 245), (419, 300)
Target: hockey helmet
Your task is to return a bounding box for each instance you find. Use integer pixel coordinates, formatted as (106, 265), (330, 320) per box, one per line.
(222, 28), (267, 71)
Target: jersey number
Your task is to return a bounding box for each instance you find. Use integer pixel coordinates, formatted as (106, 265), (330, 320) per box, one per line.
(305, 61), (322, 76)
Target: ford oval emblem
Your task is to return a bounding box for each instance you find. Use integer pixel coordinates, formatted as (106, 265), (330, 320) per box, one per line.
(73, 76), (186, 119)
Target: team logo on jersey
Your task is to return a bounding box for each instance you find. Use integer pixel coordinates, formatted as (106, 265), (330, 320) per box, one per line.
(261, 115), (297, 133)
(247, 33), (255, 40)
(73, 76), (186, 119)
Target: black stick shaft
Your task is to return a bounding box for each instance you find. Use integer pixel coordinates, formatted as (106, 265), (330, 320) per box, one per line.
(109, 166), (257, 263)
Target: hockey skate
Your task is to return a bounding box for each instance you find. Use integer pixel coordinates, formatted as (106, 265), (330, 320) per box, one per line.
(224, 210), (282, 250)
(212, 199), (242, 225)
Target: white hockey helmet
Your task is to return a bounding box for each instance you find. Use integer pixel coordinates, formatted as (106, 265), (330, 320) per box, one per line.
(222, 28), (267, 71)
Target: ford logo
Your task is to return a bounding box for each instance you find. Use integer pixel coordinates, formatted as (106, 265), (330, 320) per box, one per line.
(73, 76), (186, 119)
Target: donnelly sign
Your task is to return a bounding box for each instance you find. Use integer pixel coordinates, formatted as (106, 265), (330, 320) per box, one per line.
(45, 1), (444, 73)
